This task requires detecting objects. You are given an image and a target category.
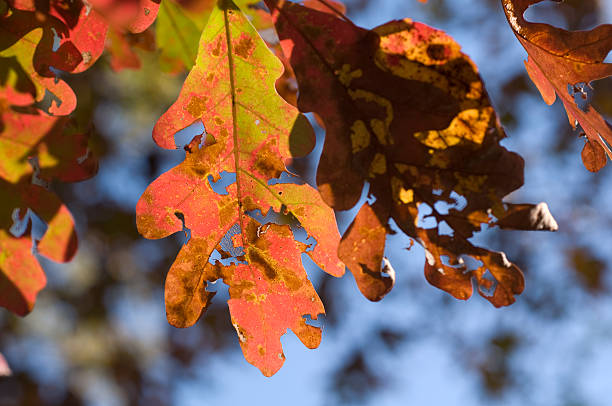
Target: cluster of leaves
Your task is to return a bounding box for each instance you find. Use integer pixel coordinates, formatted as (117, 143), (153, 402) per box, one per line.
(0, 0), (162, 315)
(1, 0), (611, 378)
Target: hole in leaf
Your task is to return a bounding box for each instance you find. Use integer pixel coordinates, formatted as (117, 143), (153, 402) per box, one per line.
(10, 208), (30, 237)
(27, 157), (49, 188)
(416, 203), (436, 229)
(438, 220), (453, 236)
(302, 314), (324, 328)
(209, 248), (245, 266)
(450, 191), (467, 211)
(478, 270), (497, 297)
(567, 82), (592, 111)
(208, 171), (236, 195)
(174, 212), (191, 243)
(434, 200), (451, 215)
(173, 121), (205, 149)
(440, 255), (459, 268)
(267, 171), (305, 185)
(30, 211), (48, 246)
(10, 208), (49, 254)
(246, 207), (317, 250)
(220, 223), (245, 257)
(51, 28), (61, 52)
(460, 255), (484, 272)
(33, 90), (62, 116)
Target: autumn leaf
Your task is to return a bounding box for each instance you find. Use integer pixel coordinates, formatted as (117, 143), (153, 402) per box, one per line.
(1, 0), (160, 114)
(86, 0), (160, 34)
(265, 0), (558, 305)
(0, 109), (96, 315)
(502, 0), (612, 171)
(0, 72), (97, 317)
(0, 28), (77, 116)
(0, 182), (79, 316)
(0, 108), (97, 184)
(156, 0), (204, 73)
(3, 0), (109, 76)
(105, 27), (155, 72)
(137, 0), (343, 376)
(155, 0), (273, 73)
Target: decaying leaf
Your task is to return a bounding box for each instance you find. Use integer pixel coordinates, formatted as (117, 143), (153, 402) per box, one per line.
(265, 0), (557, 305)
(0, 57), (97, 316)
(0, 182), (78, 316)
(581, 138), (607, 172)
(502, 0), (612, 171)
(137, 0), (344, 376)
(0, 108), (96, 315)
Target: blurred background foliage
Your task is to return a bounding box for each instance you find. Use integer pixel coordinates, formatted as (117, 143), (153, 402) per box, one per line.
(1, 0), (612, 405)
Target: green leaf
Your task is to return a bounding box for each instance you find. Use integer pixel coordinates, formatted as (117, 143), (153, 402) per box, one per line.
(156, 0), (202, 72)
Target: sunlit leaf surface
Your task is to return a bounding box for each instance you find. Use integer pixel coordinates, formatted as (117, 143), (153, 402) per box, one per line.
(137, 0), (344, 376)
(502, 0), (612, 171)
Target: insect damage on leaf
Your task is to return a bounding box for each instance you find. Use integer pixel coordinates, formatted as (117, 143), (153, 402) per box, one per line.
(0, 107), (97, 316)
(0, 28), (98, 316)
(0, 183), (81, 316)
(137, 0), (344, 377)
(0, 0), (156, 316)
(502, 0), (612, 171)
(265, 0), (558, 306)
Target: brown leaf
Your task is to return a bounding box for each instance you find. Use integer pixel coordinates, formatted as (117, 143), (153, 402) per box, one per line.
(503, 0), (612, 171)
(581, 138), (607, 173)
(266, 1), (557, 306)
(338, 202), (394, 301)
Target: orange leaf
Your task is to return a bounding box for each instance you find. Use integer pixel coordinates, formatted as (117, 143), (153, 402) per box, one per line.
(503, 0), (612, 171)
(137, 0), (343, 376)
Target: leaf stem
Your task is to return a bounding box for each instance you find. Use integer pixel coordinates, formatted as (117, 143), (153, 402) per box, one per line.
(223, 6), (247, 249)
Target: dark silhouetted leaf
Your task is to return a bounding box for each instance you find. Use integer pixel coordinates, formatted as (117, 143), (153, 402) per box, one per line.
(265, 0), (557, 306)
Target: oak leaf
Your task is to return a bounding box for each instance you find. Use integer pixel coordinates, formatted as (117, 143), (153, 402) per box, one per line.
(0, 28), (78, 115)
(265, 0), (557, 305)
(0, 182), (79, 316)
(0, 72), (97, 317)
(1, 0), (160, 114)
(137, 0), (343, 376)
(155, 0), (273, 73)
(502, 0), (612, 171)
